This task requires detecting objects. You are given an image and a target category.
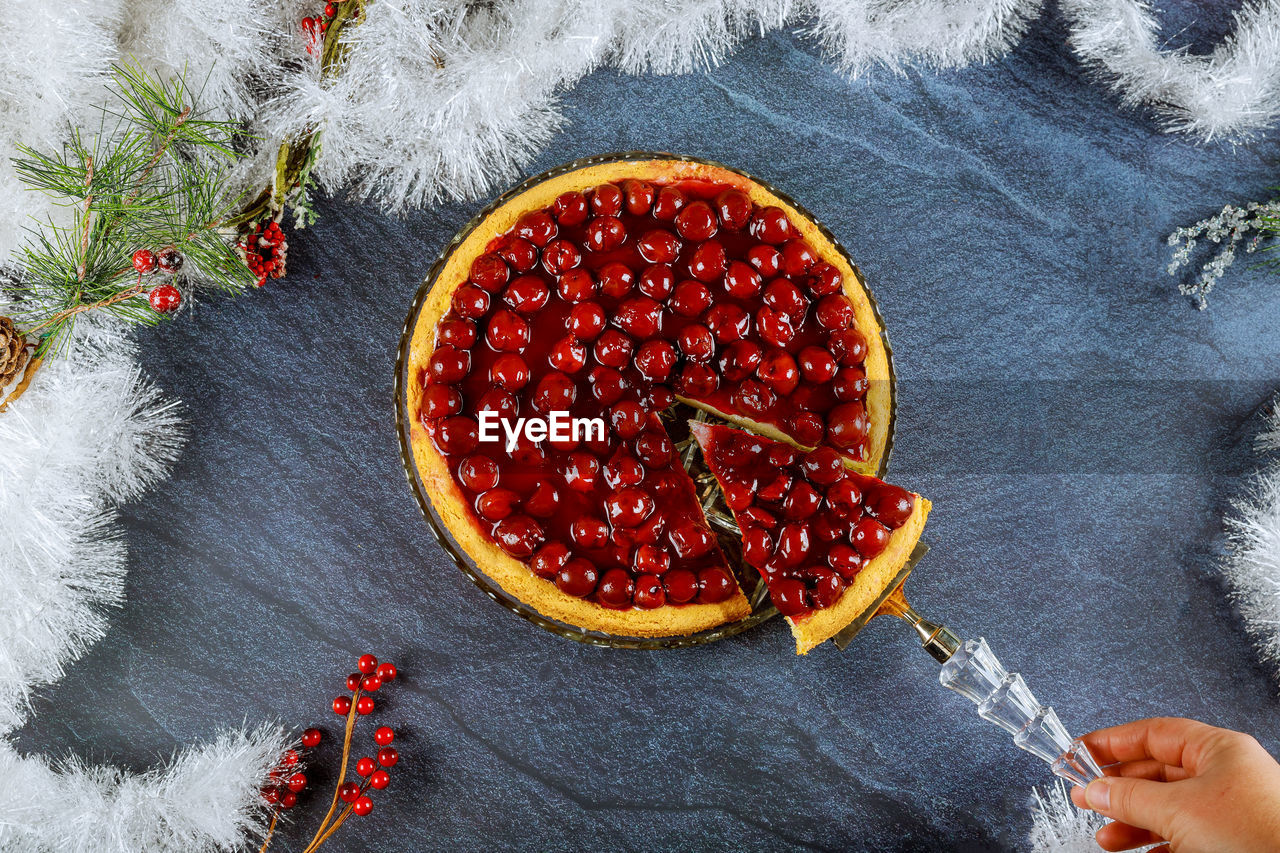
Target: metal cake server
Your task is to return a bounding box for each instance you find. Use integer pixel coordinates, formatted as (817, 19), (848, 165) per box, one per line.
(831, 542), (1104, 787)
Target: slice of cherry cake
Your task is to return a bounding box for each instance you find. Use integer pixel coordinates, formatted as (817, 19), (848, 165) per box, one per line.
(691, 421), (929, 654)
(405, 156), (897, 642)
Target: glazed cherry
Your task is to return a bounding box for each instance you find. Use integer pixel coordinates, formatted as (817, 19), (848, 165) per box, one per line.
(687, 240), (727, 282)
(757, 350), (800, 396)
(826, 478), (863, 516)
(558, 268), (596, 302)
(789, 412), (825, 446)
(432, 416), (479, 455)
(531, 371), (577, 413)
(597, 568), (635, 607)
(485, 309), (530, 352)
(609, 401), (646, 439)
(594, 330), (634, 368)
(591, 183), (624, 216)
(826, 401), (869, 451)
(497, 236), (538, 271)
(764, 278), (807, 319)
(458, 455), (500, 492)
(756, 307), (795, 347)
(515, 210), (557, 247)
(747, 244), (782, 277)
(422, 383), (462, 419)
(742, 526), (773, 567)
(697, 566), (736, 603)
(828, 543), (862, 579)
(556, 557), (600, 597)
(663, 568), (698, 604)
(469, 253), (510, 291)
(776, 521), (813, 569)
(605, 487), (654, 528)
(802, 446), (845, 486)
(568, 301), (606, 340)
(438, 318), (477, 349)
(833, 366), (868, 401)
(810, 571), (846, 609)
(494, 514), (544, 558)
(614, 297), (662, 338)
(549, 336), (587, 373)
(634, 340), (677, 382)
(772, 577), (808, 617)
(652, 186), (687, 221)
(675, 200), (718, 241)
(815, 293), (854, 330)
(705, 304), (750, 342)
(623, 180), (655, 215)
(524, 479), (561, 517)
(865, 483), (915, 529)
(715, 188), (752, 230)
(571, 517), (609, 549)
(670, 522), (715, 558)
(807, 261), (843, 295)
(451, 284), (489, 319)
(798, 346), (837, 383)
(466, 480), (516, 523)
(588, 366), (627, 405)
(638, 264), (675, 300)
(829, 328), (868, 365)
(678, 324), (715, 362)
(585, 216), (626, 252)
(505, 276), (551, 314)
(598, 261), (635, 298)
(428, 346), (470, 383)
(633, 574), (666, 609)
(723, 261), (762, 298)
(679, 363), (718, 396)
(637, 229), (680, 264)
(489, 353), (530, 391)
(540, 236), (581, 274)
(749, 206), (793, 244)
(605, 451), (645, 487)
(720, 340), (762, 381)
(670, 280), (712, 317)
(553, 191), (589, 226)
(564, 452), (602, 492)
(780, 239), (817, 276)
(850, 516), (890, 558)
(731, 378), (776, 417)
(532, 542), (571, 579)
(634, 431), (673, 467)
(782, 482), (822, 519)
(476, 386), (517, 421)
(645, 385), (675, 411)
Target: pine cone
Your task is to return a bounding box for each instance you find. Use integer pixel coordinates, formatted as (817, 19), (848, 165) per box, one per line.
(0, 315), (31, 388)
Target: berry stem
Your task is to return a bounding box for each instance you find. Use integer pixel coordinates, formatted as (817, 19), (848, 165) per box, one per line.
(26, 279), (146, 336)
(257, 812), (279, 853)
(303, 687), (362, 851)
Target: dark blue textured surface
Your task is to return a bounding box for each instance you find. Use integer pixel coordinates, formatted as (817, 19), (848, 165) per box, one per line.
(12, 7), (1280, 851)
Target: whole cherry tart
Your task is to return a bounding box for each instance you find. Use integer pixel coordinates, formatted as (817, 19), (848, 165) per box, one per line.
(406, 157), (902, 645)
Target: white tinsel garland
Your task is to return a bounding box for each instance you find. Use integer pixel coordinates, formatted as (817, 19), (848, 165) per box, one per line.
(1029, 781), (1106, 852)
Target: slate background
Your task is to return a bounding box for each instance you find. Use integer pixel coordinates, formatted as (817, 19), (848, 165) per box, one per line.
(12, 3), (1280, 851)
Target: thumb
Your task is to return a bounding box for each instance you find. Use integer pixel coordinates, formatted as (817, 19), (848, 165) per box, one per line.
(1084, 776), (1181, 836)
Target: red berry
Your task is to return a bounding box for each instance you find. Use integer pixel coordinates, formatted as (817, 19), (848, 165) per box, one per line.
(531, 542), (571, 578)
(287, 772), (307, 793)
(361, 675), (382, 692)
(570, 518), (608, 549)
(333, 696), (352, 715)
(715, 189), (752, 230)
(687, 240), (727, 282)
(281, 791), (298, 809)
(352, 796), (374, 816)
(346, 672), (362, 691)
(262, 786), (280, 805)
(663, 568), (698, 604)
(451, 284), (490, 319)
(591, 183), (624, 216)
(757, 350), (800, 395)
(594, 330), (634, 369)
(437, 318), (476, 349)
(356, 756), (377, 777)
(494, 514), (545, 558)
(780, 239), (817, 276)
(421, 383), (462, 419)
(670, 280), (712, 317)
(634, 340), (677, 381)
(356, 695), (375, 715)
(375, 726), (396, 746)
(132, 249), (157, 274)
(623, 180), (655, 215)
(301, 728), (322, 748)
(675, 201), (718, 241)
(324, 2), (337, 17)
(807, 261), (843, 295)
(865, 484), (915, 529)
(705, 304), (750, 343)
(678, 324), (715, 362)
(283, 749), (300, 766)
(802, 446), (845, 486)
(798, 346), (838, 383)
(614, 296), (662, 338)
(597, 568), (635, 607)
(339, 781), (361, 803)
(156, 247), (183, 272)
(369, 769), (391, 790)
(515, 210), (558, 247)
(497, 237), (538, 271)
(148, 284), (182, 314)
(549, 336), (587, 373)
(489, 354), (530, 391)
(376, 664), (396, 685)
(553, 191), (589, 226)
(486, 308), (530, 352)
(747, 244), (782, 277)
(585, 216), (626, 252)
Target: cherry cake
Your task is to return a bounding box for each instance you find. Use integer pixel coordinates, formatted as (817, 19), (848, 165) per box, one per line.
(404, 156), (916, 646)
(691, 421), (929, 653)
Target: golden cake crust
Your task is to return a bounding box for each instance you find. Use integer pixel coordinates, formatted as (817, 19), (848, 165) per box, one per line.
(406, 156), (893, 639)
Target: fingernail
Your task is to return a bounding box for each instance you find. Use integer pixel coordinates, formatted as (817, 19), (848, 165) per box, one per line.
(1085, 779), (1111, 812)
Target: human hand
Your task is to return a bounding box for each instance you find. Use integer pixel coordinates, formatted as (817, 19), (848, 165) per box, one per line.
(1069, 717), (1280, 852)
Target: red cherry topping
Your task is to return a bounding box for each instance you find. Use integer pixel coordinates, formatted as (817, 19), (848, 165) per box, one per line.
(369, 769), (391, 790)
(634, 574), (666, 609)
(802, 447), (845, 486)
(476, 487), (519, 521)
(605, 487), (654, 528)
(469, 254), (509, 291)
(504, 275), (550, 314)
(333, 695), (352, 715)
(590, 183), (623, 216)
(829, 328), (868, 365)
(614, 296), (662, 338)
(828, 543), (862, 579)
(687, 240), (727, 282)
(742, 526), (773, 567)
(557, 268), (596, 302)
(451, 284), (490, 319)
(549, 336), (587, 373)
(597, 261), (634, 298)
(585, 216), (626, 252)
(663, 568), (698, 603)
(421, 383), (461, 419)
(807, 261), (843, 295)
(826, 401), (869, 451)
(705, 303), (750, 342)
(515, 210), (557, 247)
(670, 279), (712, 317)
(634, 431), (673, 467)
(772, 578), (808, 617)
(815, 293), (854, 330)
(637, 229), (681, 264)
(352, 796), (374, 817)
(476, 386), (517, 420)
(624, 180), (656, 216)
(865, 483), (915, 529)
(556, 557), (600, 597)
(715, 189), (752, 230)
(731, 378), (776, 417)
(438, 318), (477, 349)
(494, 514), (545, 558)
(757, 350), (800, 395)
(531, 371), (577, 412)
(638, 263), (675, 300)
(697, 567), (735, 603)
(723, 261), (762, 298)
(782, 482), (822, 518)
(780, 239), (817, 276)
(428, 346), (469, 383)
(675, 200), (717, 241)
(525, 479), (561, 517)
(567, 301), (606, 340)
(563, 452), (602, 492)
(497, 237), (538, 272)
(552, 191), (589, 226)
(531, 542), (571, 578)
(609, 401), (646, 439)
(720, 340), (761, 381)
(798, 346), (837, 383)
(355, 695), (375, 715)
(670, 522), (715, 558)
(432, 416), (479, 455)
(747, 244), (782, 277)
(756, 306), (795, 347)
(749, 206), (793, 244)
(489, 353), (530, 391)
(597, 568), (635, 607)
(485, 309), (530, 352)
(594, 329), (633, 368)
(571, 518), (609, 549)
(588, 366), (626, 405)
(678, 324), (715, 362)
(301, 728), (323, 748)
(678, 363), (718, 396)
(634, 340), (677, 381)
(826, 478), (863, 517)
(652, 186), (687, 221)
(763, 278), (807, 319)
(790, 412), (825, 446)
(850, 516), (890, 558)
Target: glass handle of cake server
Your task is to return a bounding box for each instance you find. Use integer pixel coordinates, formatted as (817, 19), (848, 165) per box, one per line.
(934, 635), (1104, 787)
